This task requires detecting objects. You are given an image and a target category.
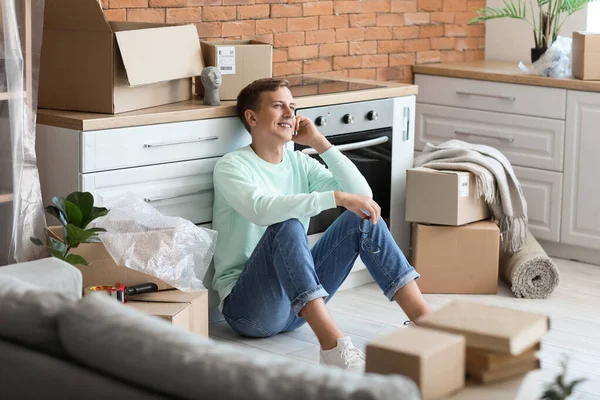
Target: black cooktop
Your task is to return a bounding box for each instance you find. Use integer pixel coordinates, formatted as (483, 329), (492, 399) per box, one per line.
(286, 76), (387, 97)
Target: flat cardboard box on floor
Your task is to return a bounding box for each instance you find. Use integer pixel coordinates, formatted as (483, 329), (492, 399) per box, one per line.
(127, 290), (209, 336)
(366, 327), (465, 400)
(48, 226), (173, 291)
(410, 221), (499, 294)
(196, 40), (272, 100)
(406, 168), (490, 226)
(39, 0), (204, 114)
(572, 31), (600, 80)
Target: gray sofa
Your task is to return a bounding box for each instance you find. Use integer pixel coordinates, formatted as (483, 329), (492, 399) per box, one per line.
(0, 258), (420, 400)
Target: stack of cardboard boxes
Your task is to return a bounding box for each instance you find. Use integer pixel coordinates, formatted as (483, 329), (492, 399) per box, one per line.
(405, 167), (500, 294)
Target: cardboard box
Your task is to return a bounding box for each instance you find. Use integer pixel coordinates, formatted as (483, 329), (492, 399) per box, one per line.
(410, 221), (499, 294)
(39, 0), (204, 114)
(127, 290), (208, 336)
(196, 40), (272, 100)
(366, 327), (465, 400)
(406, 168), (490, 226)
(48, 226), (173, 291)
(572, 32), (600, 80)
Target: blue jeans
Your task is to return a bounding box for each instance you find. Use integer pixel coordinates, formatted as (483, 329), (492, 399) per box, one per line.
(222, 211), (420, 338)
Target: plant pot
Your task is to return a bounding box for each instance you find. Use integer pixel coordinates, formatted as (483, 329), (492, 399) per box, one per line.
(531, 47), (547, 63)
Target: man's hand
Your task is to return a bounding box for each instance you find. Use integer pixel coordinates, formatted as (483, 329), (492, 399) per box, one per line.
(334, 192), (381, 224)
(293, 115), (332, 154)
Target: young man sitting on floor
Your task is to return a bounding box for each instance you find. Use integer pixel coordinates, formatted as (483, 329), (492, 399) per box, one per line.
(211, 78), (431, 371)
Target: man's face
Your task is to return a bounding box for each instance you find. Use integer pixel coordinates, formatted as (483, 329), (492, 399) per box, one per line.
(248, 87), (296, 142)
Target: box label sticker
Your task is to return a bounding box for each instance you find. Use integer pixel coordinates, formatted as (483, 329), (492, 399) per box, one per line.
(460, 175), (469, 197)
(217, 46), (236, 75)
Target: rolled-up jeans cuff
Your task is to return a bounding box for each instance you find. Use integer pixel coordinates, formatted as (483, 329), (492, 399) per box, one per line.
(384, 269), (421, 301)
(291, 285), (329, 316)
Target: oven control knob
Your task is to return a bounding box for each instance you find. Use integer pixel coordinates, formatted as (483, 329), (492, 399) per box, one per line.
(315, 116), (328, 127)
(342, 114), (354, 124)
(367, 110), (378, 121)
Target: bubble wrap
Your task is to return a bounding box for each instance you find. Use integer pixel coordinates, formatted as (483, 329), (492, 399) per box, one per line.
(518, 36), (572, 78)
(91, 193), (217, 292)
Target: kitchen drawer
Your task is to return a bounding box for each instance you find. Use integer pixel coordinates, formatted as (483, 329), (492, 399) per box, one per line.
(415, 75), (566, 120)
(416, 104), (565, 171)
(81, 117), (251, 173)
(81, 157), (218, 224)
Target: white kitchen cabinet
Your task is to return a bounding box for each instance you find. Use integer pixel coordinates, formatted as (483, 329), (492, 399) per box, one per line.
(562, 90), (600, 249)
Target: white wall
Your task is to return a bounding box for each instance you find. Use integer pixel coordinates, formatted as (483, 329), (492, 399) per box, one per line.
(484, 1), (588, 63)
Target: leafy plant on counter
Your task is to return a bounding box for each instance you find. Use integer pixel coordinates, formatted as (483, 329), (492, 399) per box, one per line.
(541, 355), (587, 400)
(31, 191), (109, 266)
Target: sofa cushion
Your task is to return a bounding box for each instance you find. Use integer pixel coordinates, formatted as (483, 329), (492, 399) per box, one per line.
(59, 294), (420, 400)
(0, 275), (76, 355)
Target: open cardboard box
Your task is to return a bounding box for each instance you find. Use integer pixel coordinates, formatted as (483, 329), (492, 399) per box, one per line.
(39, 0), (204, 114)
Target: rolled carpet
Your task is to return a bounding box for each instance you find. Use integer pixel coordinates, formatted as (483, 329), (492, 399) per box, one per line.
(499, 230), (560, 299)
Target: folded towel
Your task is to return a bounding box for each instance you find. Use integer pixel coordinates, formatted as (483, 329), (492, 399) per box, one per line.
(499, 230), (560, 299)
(414, 140), (528, 254)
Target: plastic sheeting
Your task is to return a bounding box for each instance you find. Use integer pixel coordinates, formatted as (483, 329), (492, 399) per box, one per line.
(0, 0), (46, 265)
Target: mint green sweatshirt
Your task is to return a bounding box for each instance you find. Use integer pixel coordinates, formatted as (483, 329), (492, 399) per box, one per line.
(211, 145), (372, 310)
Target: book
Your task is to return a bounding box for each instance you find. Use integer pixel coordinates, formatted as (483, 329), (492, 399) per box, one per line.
(467, 358), (541, 384)
(415, 300), (550, 355)
(466, 343), (541, 372)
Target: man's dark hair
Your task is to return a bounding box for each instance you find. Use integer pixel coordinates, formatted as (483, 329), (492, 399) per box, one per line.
(236, 78), (290, 133)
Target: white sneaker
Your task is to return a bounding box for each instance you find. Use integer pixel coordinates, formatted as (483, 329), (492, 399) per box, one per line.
(319, 337), (366, 372)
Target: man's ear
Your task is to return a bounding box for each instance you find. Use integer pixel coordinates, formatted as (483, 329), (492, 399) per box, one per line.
(245, 109), (258, 127)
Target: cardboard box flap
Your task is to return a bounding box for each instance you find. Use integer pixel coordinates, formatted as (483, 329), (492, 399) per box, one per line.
(43, 0), (112, 32)
(115, 24), (204, 87)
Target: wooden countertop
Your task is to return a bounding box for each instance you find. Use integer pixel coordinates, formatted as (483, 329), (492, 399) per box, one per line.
(37, 75), (418, 131)
(413, 60), (600, 92)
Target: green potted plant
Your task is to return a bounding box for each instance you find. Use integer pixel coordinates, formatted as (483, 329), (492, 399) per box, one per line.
(542, 355), (587, 400)
(469, 0), (597, 62)
(31, 191), (109, 266)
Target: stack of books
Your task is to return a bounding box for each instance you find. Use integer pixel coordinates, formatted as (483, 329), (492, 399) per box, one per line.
(416, 300), (550, 384)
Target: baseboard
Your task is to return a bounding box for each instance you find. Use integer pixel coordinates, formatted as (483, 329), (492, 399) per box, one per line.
(538, 240), (600, 266)
(339, 268), (375, 291)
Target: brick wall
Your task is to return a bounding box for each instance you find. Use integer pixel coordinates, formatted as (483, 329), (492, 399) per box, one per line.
(100, 0), (484, 83)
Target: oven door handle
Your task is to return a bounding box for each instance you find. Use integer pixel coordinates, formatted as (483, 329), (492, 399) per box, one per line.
(301, 136), (389, 155)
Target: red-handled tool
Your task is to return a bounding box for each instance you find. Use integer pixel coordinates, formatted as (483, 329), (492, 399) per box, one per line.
(84, 282), (159, 303)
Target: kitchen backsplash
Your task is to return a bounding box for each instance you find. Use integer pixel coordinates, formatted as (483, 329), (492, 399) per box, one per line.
(100, 0), (484, 83)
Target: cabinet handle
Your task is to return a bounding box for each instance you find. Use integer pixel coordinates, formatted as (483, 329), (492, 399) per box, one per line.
(403, 105), (410, 141)
(144, 136), (218, 148)
(144, 189), (213, 203)
(455, 130), (515, 143)
(456, 91), (515, 102)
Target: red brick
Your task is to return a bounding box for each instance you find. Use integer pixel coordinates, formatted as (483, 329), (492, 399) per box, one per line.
(238, 5), (270, 19)
(402, 66), (414, 83)
(404, 12), (430, 25)
(417, 50), (441, 63)
(441, 50), (466, 63)
(419, 25), (444, 37)
(100, 0), (109, 8)
(306, 29), (335, 44)
(336, 27), (364, 42)
(129, 8), (166, 22)
(445, 24), (468, 37)
(196, 22), (222, 38)
(391, 0), (417, 12)
(443, 0), (466, 11)
(465, 49), (484, 61)
(256, 18), (287, 34)
(274, 32), (305, 47)
(348, 13), (376, 27)
(377, 13), (404, 26)
(431, 12), (455, 23)
(288, 45), (319, 60)
(273, 61), (303, 76)
(478, 37), (485, 48)
(393, 26), (420, 39)
(389, 53), (415, 66)
(430, 37), (456, 49)
(467, 0), (485, 10)
(406, 38), (430, 51)
(271, 4), (303, 17)
(417, 0), (442, 10)
(377, 66), (404, 80)
(370, 0), (392, 11)
(349, 68), (376, 80)
(149, 0), (205, 6)
(303, 1), (333, 16)
(304, 58), (332, 73)
(222, 20), (256, 36)
(455, 37), (479, 50)
(365, 27), (392, 40)
(166, 7), (201, 22)
(334, 0), (364, 14)
(333, 55), (362, 69)
(362, 54), (388, 67)
(468, 24), (485, 36)
(455, 11), (478, 24)
(104, 9), (126, 21)
(257, 0), (286, 3)
(109, 0), (147, 8)
(288, 16), (319, 32)
(378, 39), (405, 53)
(320, 15), (348, 29)
(203, 6), (236, 21)
(349, 40), (377, 55)
(223, 0), (254, 4)
(273, 48), (288, 62)
(319, 42), (348, 56)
